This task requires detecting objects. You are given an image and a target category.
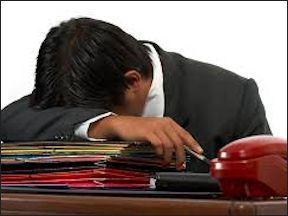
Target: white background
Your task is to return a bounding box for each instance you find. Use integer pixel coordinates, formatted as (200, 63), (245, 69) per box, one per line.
(1, 1), (287, 138)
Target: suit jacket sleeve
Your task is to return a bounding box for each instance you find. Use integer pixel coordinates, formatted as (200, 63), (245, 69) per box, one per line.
(233, 78), (272, 139)
(0, 95), (110, 142)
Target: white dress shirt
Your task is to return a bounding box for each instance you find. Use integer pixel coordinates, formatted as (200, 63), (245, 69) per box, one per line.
(74, 43), (165, 140)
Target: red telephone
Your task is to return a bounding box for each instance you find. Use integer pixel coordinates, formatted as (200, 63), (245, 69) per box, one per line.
(210, 135), (287, 198)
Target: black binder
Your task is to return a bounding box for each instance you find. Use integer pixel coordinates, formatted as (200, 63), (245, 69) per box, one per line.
(154, 172), (221, 192)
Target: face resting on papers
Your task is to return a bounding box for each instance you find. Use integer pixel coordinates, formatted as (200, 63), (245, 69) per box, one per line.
(1, 18), (271, 172)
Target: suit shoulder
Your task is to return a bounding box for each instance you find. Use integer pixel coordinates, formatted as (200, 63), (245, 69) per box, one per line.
(2, 95), (31, 117)
(163, 51), (254, 112)
(167, 51), (248, 85)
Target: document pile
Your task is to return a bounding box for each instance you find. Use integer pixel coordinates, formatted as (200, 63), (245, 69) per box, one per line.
(1, 141), (175, 189)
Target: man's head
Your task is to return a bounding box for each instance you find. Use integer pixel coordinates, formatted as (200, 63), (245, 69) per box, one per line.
(31, 18), (153, 116)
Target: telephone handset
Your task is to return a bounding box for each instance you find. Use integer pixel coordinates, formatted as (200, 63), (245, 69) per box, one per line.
(210, 135), (287, 198)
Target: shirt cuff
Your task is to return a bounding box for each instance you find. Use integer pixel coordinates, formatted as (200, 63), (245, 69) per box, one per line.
(74, 112), (116, 141)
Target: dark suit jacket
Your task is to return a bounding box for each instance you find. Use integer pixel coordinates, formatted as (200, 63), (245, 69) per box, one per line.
(0, 41), (271, 172)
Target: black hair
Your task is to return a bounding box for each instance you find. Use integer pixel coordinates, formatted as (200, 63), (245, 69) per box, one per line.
(30, 17), (152, 109)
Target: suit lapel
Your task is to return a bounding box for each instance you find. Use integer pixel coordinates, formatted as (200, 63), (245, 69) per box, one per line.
(141, 41), (187, 127)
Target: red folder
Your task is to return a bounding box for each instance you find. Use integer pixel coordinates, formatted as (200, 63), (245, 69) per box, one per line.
(1, 168), (150, 189)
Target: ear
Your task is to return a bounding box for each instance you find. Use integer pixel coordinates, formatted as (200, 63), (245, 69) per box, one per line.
(124, 70), (142, 90)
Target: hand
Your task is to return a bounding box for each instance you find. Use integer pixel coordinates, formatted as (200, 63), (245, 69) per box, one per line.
(88, 116), (203, 170)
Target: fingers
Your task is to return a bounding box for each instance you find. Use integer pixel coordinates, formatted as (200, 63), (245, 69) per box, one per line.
(171, 122), (203, 154)
(143, 117), (203, 171)
(164, 125), (186, 170)
(156, 131), (174, 165)
(148, 133), (163, 156)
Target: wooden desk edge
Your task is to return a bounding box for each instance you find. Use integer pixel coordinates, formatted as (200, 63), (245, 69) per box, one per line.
(1, 193), (287, 216)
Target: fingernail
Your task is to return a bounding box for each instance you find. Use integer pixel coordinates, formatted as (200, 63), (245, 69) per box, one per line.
(176, 162), (186, 171)
(197, 146), (203, 153)
(182, 162), (186, 169)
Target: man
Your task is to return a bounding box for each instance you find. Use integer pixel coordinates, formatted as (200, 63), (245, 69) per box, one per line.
(1, 18), (271, 172)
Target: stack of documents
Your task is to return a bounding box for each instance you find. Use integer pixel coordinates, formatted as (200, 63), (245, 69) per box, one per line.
(1, 141), (175, 189)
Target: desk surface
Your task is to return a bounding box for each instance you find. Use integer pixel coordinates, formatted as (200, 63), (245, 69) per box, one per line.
(1, 191), (287, 216)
